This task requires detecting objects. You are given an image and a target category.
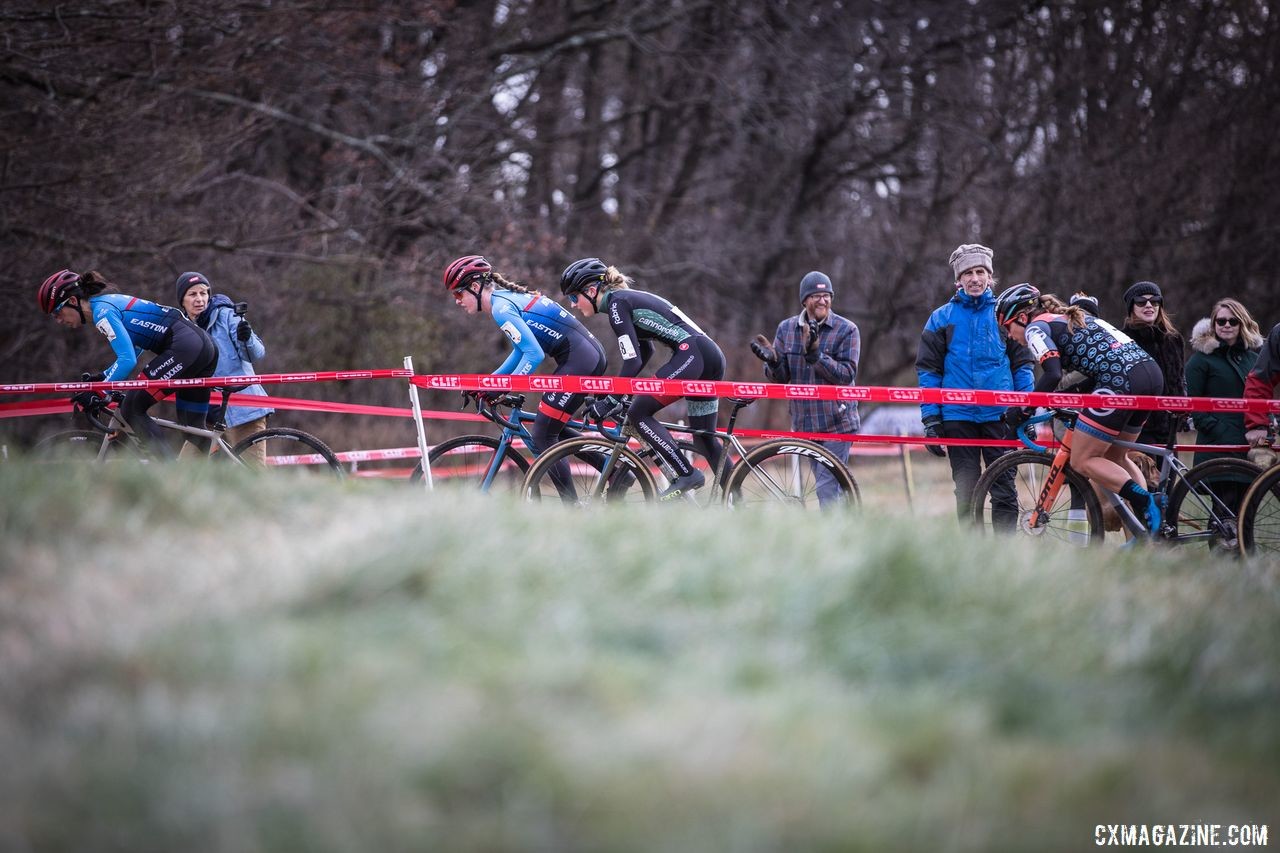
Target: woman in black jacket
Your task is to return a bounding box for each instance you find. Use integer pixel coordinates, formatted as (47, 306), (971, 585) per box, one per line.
(1121, 281), (1185, 453)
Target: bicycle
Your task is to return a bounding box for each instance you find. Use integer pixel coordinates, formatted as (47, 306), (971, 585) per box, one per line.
(970, 409), (1259, 551)
(34, 388), (343, 476)
(1237, 414), (1280, 557)
(521, 395), (860, 508)
(410, 394), (677, 503)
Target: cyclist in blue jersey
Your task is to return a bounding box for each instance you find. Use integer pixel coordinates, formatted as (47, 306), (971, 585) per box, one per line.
(997, 284), (1164, 534)
(444, 255), (609, 490)
(39, 269), (218, 456)
(559, 257), (726, 501)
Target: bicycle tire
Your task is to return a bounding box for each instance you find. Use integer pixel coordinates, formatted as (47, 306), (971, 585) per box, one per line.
(410, 434), (529, 490)
(723, 438), (859, 509)
(231, 427), (343, 477)
(1165, 458), (1260, 554)
(1236, 464), (1280, 557)
(521, 436), (658, 505)
(31, 429), (127, 462)
(970, 449), (1104, 545)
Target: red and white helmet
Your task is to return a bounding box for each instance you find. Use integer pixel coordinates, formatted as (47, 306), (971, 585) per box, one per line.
(443, 255), (492, 293)
(37, 269), (83, 314)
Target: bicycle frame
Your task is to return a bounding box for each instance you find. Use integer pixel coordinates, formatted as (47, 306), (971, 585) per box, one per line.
(465, 395), (605, 491)
(1017, 410), (1237, 542)
(82, 393), (246, 464)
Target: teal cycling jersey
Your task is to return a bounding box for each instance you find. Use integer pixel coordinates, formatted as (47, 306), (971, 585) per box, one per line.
(89, 293), (183, 381)
(489, 289), (601, 376)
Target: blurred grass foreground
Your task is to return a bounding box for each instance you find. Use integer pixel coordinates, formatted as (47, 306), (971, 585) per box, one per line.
(1, 461), (1277, 852)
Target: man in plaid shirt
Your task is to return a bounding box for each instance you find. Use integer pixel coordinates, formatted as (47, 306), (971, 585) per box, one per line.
(750, 270), (860, 506)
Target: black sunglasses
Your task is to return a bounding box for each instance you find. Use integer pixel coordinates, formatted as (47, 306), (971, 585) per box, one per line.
(1133, 297), (1162, 307)
(1214, 316), (1240, 327)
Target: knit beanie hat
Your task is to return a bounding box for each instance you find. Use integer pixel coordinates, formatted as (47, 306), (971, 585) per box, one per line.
(176, 271), (210, 305)
(1123, 280), (1162, 311)
(798, 270), (834, 304)
(949, 244), (993, 279)
(1069, 292), (1100, 317)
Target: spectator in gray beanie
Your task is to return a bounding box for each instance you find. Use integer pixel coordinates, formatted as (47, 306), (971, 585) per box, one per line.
(750, 269), (860, 506)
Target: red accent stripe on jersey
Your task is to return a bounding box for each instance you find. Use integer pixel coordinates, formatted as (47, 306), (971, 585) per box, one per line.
(523, 294), (541, 312)
(537, 400), (573, 422)
(124, 297), (139, 310)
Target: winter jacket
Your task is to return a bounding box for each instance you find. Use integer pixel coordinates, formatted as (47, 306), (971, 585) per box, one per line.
(1122, 320), (1186, 443)
(196, 293), (273, 427)
(1244, 322), (1280, 431)
(1184, 318), (1259, 465)
(917, 288), (1035, 424)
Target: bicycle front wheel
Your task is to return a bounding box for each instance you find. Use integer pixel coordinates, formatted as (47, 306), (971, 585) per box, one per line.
(32, 429), (124, 463)
(724, 439), (859, 509)
(231, 428), (343, 477)
(970, 449), (1104, 545)
(1238, 464), (1280, 557)
(411, 434), (529, 491)
(521, 437), (657, 505)
(1165, 458), (1261, 554)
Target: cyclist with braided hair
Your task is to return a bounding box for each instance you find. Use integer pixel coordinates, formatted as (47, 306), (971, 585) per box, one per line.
(444, 255), (608, 488)
(559, 257), (725, 501)
(997, 283), (1165, 534)
(38, 268), (218, 456)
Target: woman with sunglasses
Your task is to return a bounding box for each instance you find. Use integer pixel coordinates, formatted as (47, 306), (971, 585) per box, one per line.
(37, 268), (217, 456)
(1121, 281), (1186, 455)
(1185, 298), (1264, 468)
(558, 257), (725, 501)
(442, 255), (607, 487)
(997, 284), (1165, 535)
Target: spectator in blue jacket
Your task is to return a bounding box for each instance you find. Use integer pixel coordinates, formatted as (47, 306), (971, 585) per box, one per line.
(916, 244), (1035, 524)
(176, 272), (274, 463)
(750, 270), (860, 506)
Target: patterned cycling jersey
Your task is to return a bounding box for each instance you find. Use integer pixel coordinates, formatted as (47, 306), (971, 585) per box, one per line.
(89, 293), (183, 381)
(1024, 313), (1153, 389)
(600, 289), (708, 377)
(489, 289), (601, 376)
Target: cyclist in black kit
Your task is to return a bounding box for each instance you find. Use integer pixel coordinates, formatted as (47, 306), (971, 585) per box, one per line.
(559, 258), (725, 500)
(997, 284), (1165, 534)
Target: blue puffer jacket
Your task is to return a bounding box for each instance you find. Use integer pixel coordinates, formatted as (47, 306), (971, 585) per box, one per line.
(196, 294), (273, 427)
(916, 288), (1035, 423)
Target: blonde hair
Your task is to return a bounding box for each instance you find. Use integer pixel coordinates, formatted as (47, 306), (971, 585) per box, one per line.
(1038, 293), (1089, 331)
(1210, 297), (1264, 349)
(598, 265), (633, 293)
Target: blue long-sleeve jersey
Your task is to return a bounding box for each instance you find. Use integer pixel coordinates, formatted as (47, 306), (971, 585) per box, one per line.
(489, 290), (600, 375)
(89, 293), (184, 381)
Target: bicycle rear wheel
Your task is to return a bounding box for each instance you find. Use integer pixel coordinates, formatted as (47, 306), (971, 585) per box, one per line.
(1165, 458), (1260, 554)
(411, 434), (529, 491)
(724, 438), (859, 509)
(1238, 464), (1280, 557)
(970, 449), (1104, 545)
(231, 428), (343, 477)
(522, 437), (657, 505)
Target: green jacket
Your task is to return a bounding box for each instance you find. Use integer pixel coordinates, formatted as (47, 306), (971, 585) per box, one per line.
(1184, 318), (1260, 465)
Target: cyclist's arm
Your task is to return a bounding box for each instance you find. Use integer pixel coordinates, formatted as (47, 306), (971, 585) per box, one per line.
(608, 305), (648, 379)
(490, 299), (545, 376)
(1024, 320), (1062, 393)
(92, 305), (140, 381)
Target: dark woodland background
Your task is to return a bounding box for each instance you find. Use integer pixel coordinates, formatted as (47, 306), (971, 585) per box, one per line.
(3, 1), (1278, 447)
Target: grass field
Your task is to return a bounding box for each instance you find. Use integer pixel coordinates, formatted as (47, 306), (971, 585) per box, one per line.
(1, 460), (1276, 852)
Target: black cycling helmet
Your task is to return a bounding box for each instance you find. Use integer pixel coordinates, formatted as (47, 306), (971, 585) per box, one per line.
(559, 257), (608, 297)
(995, 283), (1041, 327)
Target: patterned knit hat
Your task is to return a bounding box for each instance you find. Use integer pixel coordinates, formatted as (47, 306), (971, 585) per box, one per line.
(949, 244), (993, 279)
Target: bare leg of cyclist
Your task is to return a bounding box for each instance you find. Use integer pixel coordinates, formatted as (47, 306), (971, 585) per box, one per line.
(1073, 430), (1158, 533)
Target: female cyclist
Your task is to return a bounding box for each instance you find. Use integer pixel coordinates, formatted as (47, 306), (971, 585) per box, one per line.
(996, 283), (1164, 534)
(38, 268), (217, 456)
(559, 257), (725, 501)
(444, 255), (608, 489)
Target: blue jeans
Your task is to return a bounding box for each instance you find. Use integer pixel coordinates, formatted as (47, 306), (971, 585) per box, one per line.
(814, 438), (853, 507)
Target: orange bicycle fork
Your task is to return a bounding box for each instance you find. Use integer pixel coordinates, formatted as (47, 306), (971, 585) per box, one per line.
(1030, 429), (1073, 529)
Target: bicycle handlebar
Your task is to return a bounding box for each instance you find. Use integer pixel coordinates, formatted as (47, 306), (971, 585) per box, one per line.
(74, 391), (125, 434)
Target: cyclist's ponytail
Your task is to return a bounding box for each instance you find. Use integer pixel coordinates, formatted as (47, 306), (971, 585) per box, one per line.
(79, 270), (116, 297)
(601, 266), (632, 293)
(1040, 293), (1088, 330)
(491, 271), (539, 297)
